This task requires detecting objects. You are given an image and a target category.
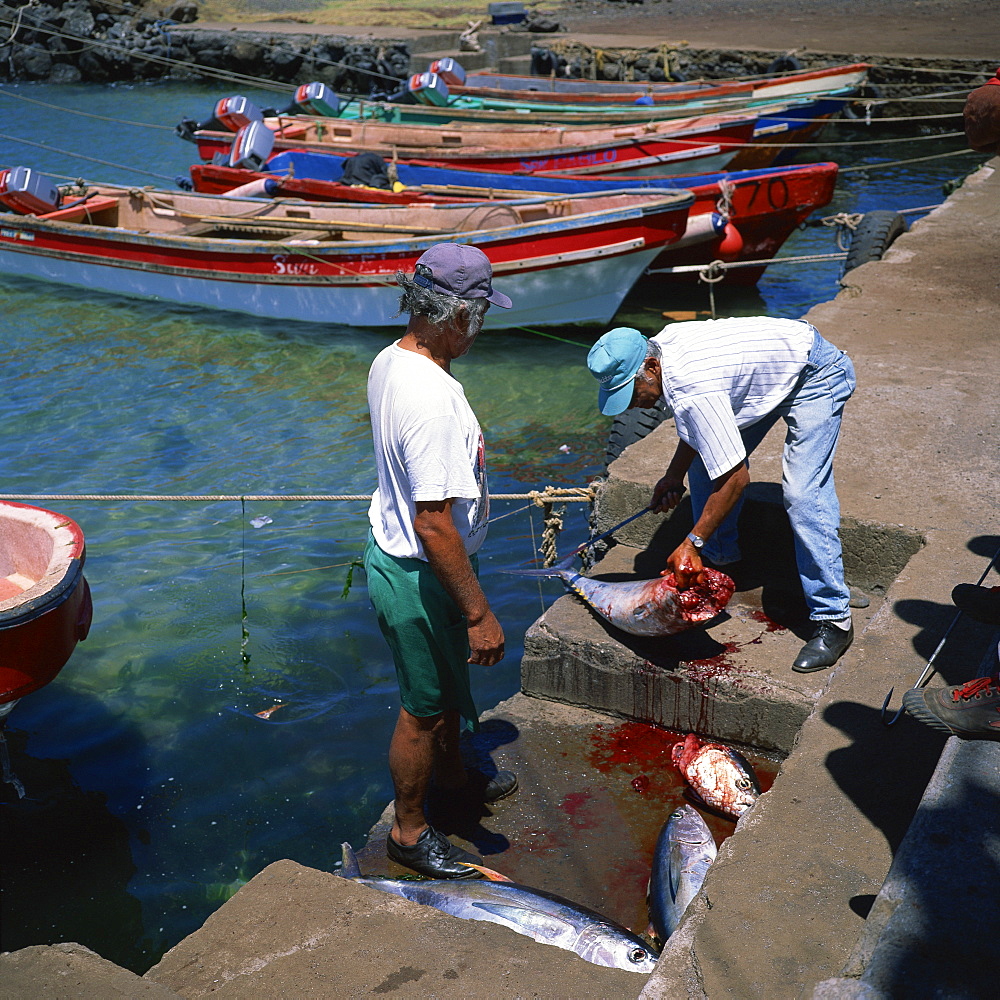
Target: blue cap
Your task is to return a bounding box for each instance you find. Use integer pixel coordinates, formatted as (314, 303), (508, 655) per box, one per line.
(587, 327), (648, 416)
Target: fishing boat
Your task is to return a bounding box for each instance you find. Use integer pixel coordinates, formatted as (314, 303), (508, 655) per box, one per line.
(193, 111), (759, 178)
(0, 174), (693, 327)
(0, 501), (92, 715)
(442, 62), (871, 107)
(190, 153), (839, 286)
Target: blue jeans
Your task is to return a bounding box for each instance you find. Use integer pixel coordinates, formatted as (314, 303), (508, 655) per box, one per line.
(687, 329), (857, 621)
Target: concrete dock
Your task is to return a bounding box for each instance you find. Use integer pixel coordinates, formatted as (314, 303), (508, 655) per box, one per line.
(1, 17), (998, 996)
(5, 152), (995, 1000)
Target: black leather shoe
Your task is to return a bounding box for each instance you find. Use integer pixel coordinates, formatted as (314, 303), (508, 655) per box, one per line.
(466, 768), (519, 804)
(792, 620), (854, 673)
(386, 826), (483, 879)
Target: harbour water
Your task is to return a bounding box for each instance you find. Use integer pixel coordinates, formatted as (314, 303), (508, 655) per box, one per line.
(0, 81), (985, 972)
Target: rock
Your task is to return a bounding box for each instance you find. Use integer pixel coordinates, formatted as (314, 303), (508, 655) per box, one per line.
(165, 1), (198, 23)
(13, 47), (52, 78)
(61, 6), (95, 36)
(268, 44), (302, 77)
(49, 61), (82, 83)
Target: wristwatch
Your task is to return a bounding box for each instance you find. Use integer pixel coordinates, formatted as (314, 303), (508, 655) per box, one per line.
(686, 532), (705, 550)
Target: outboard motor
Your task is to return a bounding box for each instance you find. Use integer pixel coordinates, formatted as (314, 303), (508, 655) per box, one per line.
(428, 57), (466, 87)
(0, 166), (60, 215)
(282, 82), (341, 118)
(229, 121), (275, 171)
(214, 96), (264, 132)
(175, 95), (264, 143)
(407, 72), (450, 107)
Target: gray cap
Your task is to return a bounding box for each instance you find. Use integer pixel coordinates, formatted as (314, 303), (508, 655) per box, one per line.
(413, 243), (512, 308)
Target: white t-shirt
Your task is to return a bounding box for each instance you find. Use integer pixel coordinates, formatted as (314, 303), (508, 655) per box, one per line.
(653, 317), (815, 480)
(367, 342), (489, 560)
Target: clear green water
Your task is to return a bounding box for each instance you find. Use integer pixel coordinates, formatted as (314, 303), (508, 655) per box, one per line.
(0, 80), (985, 971)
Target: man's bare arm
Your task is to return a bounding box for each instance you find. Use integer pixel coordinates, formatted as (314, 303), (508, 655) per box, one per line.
(413, 499), (504, 666)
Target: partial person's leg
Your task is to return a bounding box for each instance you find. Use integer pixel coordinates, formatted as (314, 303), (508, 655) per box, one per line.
(780, 356), (854, 622)
(389, 707), (446, 844)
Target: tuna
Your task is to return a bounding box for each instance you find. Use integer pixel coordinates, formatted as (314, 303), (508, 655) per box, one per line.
(507, 558), (735, 637)
(647, 804), (717, 944)
(671, 733), (761, 819)
(339, 843), (659, 973)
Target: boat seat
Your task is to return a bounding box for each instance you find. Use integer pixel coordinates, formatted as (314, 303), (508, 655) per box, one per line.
(0, 573), (32, 600)
(38, 196), (120, 224)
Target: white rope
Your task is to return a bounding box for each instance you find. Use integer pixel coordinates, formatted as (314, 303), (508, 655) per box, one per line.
(0, 490), (596, 502)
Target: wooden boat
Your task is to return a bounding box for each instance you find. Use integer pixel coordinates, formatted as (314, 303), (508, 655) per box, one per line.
(0, 501), (92, 711)
(0, 180), (693, 327)
(446, 62), (871, 107)
(193, 111), (759, 178)
(190, 153), (839, 286)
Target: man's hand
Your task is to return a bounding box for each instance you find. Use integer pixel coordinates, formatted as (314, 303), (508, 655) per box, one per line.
(664, 538), (705, 590)
(650, 472), (686, 513)
(468, 611), (504, 666)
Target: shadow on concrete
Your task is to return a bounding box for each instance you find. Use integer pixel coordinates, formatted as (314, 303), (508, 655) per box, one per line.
(822, 699), (946, 854)
(857, 742), (1000, 996)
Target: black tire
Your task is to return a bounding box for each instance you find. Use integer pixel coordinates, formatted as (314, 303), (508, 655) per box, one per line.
(604, 399), (669, 470)
(766, 55), (802, 75)
(841, 83), (886, 120)
(843, 210), (907, 273)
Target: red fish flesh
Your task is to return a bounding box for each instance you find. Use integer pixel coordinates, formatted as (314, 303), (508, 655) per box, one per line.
(557, 566), (735, 637)
(671, 733), (760, 819)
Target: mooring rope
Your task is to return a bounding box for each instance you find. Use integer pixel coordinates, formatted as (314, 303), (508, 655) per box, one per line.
(0, 489), (596, 503)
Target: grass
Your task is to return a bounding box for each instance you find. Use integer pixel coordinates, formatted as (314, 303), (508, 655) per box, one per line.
(196, 0), (531, 29)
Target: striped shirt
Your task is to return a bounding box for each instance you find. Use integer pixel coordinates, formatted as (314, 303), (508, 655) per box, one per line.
(653, 317), (815, 480)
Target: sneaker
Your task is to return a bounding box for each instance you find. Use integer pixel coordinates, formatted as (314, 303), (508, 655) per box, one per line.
(386, 825), (483, 879)
(903, 674), (1000, 740)
(792, 620), (854, 673)
(952, 584), (1000, 626)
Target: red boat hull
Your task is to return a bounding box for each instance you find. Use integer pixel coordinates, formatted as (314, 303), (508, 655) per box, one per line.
(0, 502), (92, 705)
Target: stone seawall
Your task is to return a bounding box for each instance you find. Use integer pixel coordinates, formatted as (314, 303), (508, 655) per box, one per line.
(1, 0), (993, 105)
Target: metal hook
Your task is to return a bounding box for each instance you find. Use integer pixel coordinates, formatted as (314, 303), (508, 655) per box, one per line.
(881, 544), (1000, 727)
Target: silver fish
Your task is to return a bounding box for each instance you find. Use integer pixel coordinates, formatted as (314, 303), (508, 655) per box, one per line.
(506, 559), (735, 637)
(339, 843), (659, 973)
(648, 805), (717, 945)
(671, 733), (761, 819)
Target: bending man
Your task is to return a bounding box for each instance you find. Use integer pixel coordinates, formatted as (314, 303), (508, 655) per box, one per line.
(365, 243), (517, 880)
(587, 317), (856, 673)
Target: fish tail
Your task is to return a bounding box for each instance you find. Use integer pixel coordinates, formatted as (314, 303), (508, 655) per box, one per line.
(340, 842), (362, 878)
(499, 553), (576, 578)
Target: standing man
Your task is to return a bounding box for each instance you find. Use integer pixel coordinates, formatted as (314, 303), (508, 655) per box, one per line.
(364, 243), (518, 880)
(587, 317), (856, 673)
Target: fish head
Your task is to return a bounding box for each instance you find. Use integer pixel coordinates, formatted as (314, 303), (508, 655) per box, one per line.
(575, 923), (660, 974)
(663, 804), (715, 846)
(670, 733), (702, 770)
(680, 741), (761, 820)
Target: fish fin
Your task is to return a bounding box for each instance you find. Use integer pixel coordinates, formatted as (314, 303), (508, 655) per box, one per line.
(471, 900), (574, 936)
(459, 863), (513, 881)
(340, 842), (362, 879)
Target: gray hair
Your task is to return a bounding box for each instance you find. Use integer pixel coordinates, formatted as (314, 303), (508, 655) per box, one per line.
(645, 337), (661, 361)
(395, 270), (490, 330)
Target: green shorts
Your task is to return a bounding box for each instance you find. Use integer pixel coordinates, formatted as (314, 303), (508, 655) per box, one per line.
(363, 532), (480, 731)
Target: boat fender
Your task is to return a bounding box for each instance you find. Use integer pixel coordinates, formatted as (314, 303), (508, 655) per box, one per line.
(766, 54), (802, 75)
(842, 210), (907, 273)
(634, 95), (654, 106)
(76, 578), (93, 641)
(717, 222), (744, 259)
(429, 57), (466, 87)
(228, 121), (276, 172)
(222, 177), (281, 199)
(0, 166), (61, 215)
(214, 95), (264, 133)
(709, 211), (729, 235)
